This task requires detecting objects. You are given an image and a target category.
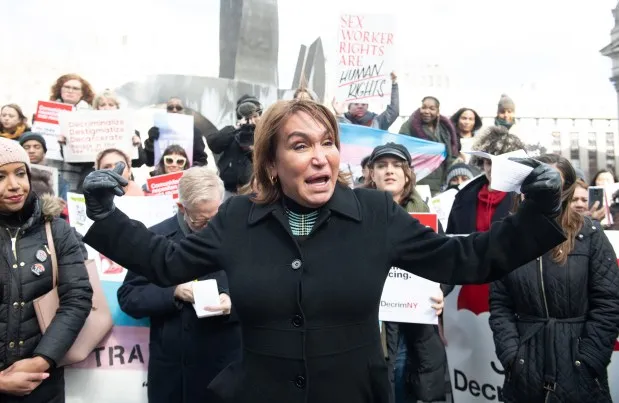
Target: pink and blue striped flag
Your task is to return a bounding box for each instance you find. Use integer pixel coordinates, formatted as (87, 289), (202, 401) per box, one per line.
(339, 124), (447, 181)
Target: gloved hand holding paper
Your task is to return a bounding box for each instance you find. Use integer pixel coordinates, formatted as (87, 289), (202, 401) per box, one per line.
(465, 149), (533, 193)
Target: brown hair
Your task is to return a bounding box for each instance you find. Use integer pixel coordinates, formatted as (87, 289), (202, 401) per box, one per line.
(537, 154), (583, 265)
(365, 159), (417, 206)
(574, 179), (588, 191)
(95, 148), (131, 170)
(50, 74), (95, 106)
(252, 99), (349, 204)
(1, 104), (28, 126)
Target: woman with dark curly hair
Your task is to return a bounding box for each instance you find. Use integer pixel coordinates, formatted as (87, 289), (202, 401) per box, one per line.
(49, 74), (94, 110)
(451, 107), (483, 163)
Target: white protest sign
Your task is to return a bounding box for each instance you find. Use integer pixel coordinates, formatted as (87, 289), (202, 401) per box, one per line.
(465, 150), (531, 193)
(336, 13), (395, 103)
(59, 110), (136, 163)
(153, 113), (194, 165)
(379, 268), (440, 325)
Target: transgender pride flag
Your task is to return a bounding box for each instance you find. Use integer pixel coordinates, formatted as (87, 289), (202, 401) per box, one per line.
(339, 123), (447, 181)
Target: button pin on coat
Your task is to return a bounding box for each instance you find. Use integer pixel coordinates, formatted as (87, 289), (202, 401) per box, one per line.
(36, 249), (48, 262)
(291, 259), (302, 270)
(31, 263), (45, 276)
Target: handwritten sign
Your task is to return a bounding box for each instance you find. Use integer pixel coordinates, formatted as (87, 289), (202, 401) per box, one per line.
(59, 110), (135, 163)
(379, 213), (440, 325)
(146, 171), (183, 200)
(31, 100), (74, 161)
(336, 14), (395, 103)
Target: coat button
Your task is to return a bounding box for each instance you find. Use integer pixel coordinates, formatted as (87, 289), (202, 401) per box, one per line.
(578, 234), (583, 239)
(575, 360), (581, 367)
(19, 262), (25, 267)
(291, 315), (304, 327)
(18, 341), (23, 346)
(12, 302), (18, 308)
(8, 342), (14, 349)
(291, 259), (302, 270)
(20, 302), (24, 307)
(294, 375), (306, 389)
(518, 358), (525, 365)
(12, 264), (17, 269)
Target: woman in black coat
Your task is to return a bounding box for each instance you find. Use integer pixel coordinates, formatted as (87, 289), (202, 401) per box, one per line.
(0, 138), (92, 402)
(489, 154), (619, 403)
(80, 99), (565, 403)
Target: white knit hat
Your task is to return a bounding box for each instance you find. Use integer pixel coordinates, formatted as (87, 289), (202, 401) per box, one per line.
(0, 137), (31, 171)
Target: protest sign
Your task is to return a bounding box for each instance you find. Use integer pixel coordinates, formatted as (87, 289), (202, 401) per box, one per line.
(31, 100), (74, 160)
(59, 109), (136, 163)
(336, 13), (395, 103)
(379, 213), (440, 325)
(146, 171), (183, 200)
(153, 113), (194, 166)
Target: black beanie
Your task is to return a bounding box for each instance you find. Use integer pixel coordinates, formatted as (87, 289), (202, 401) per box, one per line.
(19, 132), (47, 153)
(236, 95), (262, 120)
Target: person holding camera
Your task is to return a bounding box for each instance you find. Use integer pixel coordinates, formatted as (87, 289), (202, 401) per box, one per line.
(207, 95), (262, 198)
(144, 97), (208, 167)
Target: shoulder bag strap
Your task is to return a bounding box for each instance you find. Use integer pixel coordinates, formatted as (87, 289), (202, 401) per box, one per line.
(44, 221), (58, 287)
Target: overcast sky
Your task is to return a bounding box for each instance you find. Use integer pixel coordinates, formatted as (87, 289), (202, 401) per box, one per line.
(2, 0), (618, 118)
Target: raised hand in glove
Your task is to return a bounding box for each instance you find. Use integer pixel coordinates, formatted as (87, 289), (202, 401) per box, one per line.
(510, 158), (562, 219)
(83, 162), (128, 221)
(147, 126), (160, 141)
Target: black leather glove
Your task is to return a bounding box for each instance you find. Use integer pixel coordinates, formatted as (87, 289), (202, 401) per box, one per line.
(147, 126), (160, 141)
(83, 162), (128, 221)
(510, 158), (562, 219)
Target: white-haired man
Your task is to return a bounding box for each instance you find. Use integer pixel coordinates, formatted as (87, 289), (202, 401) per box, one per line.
(117, 167), (241, 403)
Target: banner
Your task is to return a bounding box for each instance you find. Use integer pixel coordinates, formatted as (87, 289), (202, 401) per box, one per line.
(339, 123), (447, 182)
(153, 113), (194, 166)
(336, 13), (395, 103)
(379, 213), (440, 325)
(443, 231), (619, 402)
(65, 193), (175, 403)
(31, 100), (74, 161)
(59, 110), (136, 163)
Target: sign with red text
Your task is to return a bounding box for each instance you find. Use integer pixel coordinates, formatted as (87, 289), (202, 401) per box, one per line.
(336, 13), (395, 103)
(379, 212), (440, 325)
(146, 171), (183, 200)
(59, 109), (136, 163)
(31, 100), (74, 160)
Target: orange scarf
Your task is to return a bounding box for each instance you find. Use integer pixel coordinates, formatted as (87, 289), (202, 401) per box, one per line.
(0, 123), (27, 140)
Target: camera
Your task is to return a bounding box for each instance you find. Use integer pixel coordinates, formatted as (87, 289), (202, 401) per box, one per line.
(234, 100), (262, 149)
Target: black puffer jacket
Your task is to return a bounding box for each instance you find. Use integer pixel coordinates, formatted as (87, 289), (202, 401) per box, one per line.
(0, 194), (93, 403)
(489, 218), (619, 403)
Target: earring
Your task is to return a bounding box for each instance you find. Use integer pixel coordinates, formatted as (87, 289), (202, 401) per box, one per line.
(270, 175), (278, 185)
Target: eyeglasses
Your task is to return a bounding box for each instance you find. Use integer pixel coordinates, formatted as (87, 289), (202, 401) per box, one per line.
(164, 156), (187, 166)
(62, 85), (82, 92)
(167, 105), (183, 112)
(184, 210), (211, 228)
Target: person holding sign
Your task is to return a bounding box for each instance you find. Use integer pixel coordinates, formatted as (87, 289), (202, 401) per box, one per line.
(81, 99), (564, 403)
(364, 142), (447, 402)
(489, 154), (619, 403)
(333, 72), (399, 131)
(118, 167), (241, 403)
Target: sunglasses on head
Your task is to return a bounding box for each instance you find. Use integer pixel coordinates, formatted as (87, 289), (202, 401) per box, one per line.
(164, 156), (187, 166)
(167, 104), (183, 112)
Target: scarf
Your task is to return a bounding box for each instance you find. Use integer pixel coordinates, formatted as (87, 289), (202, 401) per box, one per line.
(409, 109), (459, 157)
(494, 117), (514, 130)
(56, 98), (91, 110)
(344, 111), (377, 127)
(476, 183), (508, 232)
(0, 123), (27, 140)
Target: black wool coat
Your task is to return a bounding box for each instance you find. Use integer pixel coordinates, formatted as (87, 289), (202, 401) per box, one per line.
(117, 214), (242, 403)
(489, 218), (619, 403)
(84, 185), (565, 403)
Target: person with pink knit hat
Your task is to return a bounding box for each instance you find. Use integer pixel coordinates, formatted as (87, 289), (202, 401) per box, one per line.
(0, 137), (92, 402)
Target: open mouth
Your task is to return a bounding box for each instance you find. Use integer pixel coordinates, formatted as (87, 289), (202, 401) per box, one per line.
(305, 174), (331, 186)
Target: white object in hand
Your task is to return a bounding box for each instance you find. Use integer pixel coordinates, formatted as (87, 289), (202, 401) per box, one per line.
(192, 279), (223, 318)
(465, 149), (533, 193)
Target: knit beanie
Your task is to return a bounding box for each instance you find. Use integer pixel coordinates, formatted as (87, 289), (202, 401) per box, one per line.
(18, 132), (47, 153)
(497, 94), (515, 112)
(445, 163), (481, 185)
(0, 137), (31, 171)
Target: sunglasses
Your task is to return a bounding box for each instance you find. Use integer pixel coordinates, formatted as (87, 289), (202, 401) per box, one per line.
(167, 105), (183, 112)
(164, 156), (187, 166)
